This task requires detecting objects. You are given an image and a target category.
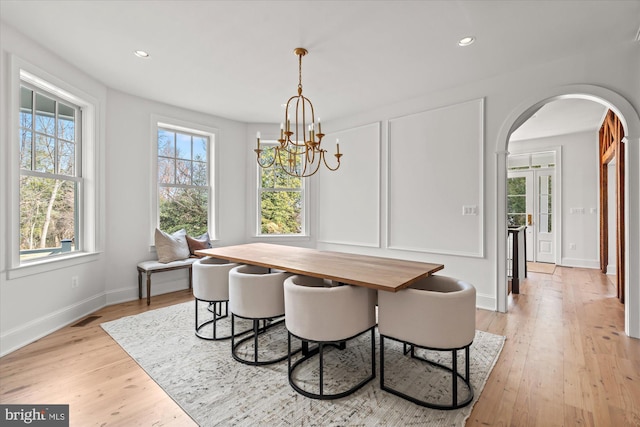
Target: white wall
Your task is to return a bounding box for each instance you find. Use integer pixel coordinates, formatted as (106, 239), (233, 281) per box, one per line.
(0, 24), (108, 355)
(510, 130), (600, 268)
(2, 24), (639, 355)
(0, 24), (249, 355)
(317, 42), (639, 324)
(104, 89), (248, 304)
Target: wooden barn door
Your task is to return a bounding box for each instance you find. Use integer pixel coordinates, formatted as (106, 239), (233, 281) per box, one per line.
(599, 110), (625, 303)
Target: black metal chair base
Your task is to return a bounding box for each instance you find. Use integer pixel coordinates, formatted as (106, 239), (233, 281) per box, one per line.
(195, 299), (233, 340)
(380, 335), (474, 410)
(287, 326), (376, 400)
(231, 313), (296, 365)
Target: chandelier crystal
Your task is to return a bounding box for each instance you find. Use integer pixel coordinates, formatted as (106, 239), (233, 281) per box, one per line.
(255, 48), (341, 177)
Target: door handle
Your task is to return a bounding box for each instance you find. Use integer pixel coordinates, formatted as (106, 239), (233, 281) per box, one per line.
(527, 214), (533, 226)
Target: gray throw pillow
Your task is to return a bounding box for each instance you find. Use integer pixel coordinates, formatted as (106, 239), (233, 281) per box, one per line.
(186, 232), (212, 257)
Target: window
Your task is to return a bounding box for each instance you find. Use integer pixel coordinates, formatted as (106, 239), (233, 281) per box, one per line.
(507, 151), (556, 170)
(157, 126), (211, 236)
(8, 63), (100, 276)
(257, 143), (304, 235)
(18, 84), (82, 262)
(507, 176), (527, 227)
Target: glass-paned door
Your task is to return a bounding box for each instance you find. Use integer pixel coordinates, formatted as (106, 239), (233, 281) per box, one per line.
(507, 169), (555, 263)
(508, 172), (533, 261)
(536, 171), (554, 263)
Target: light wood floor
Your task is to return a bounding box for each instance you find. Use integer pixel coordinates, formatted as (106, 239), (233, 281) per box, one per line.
(1, 267), (638, 426)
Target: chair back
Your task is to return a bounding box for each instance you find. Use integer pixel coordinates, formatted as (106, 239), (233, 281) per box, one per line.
(192, 257), (238, 301)
(284, 275), (376, 342)
(378, 275), (476, 349)
(229, 264), (290, 318)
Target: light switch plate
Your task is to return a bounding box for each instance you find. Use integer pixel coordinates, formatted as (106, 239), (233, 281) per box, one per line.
(462, 205), (478, 215)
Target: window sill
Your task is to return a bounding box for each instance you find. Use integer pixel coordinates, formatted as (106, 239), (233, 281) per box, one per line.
(6, 252), (101, 280)
(251, 234), (311, 242)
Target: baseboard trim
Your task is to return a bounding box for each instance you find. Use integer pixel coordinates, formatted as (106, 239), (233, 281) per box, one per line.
(105, 281), (190, 306)
(560, 258), (599, 269)
(0, 293), (105, 357)
(476, 293), (496, 311)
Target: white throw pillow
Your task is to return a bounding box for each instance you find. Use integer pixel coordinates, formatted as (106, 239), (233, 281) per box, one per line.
(155, 228), (190, 263)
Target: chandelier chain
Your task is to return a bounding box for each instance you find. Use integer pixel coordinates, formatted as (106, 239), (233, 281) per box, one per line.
(298, 52), (303, 92)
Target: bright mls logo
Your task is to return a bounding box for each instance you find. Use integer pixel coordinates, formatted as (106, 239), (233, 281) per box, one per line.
(1, 405), (68, 426)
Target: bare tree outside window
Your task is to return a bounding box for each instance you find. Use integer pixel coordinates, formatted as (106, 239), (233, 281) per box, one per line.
(19, 85), (80, 261)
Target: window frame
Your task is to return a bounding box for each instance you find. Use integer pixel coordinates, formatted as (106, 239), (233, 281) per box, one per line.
(19, 82), (83, 259)
(7, 57), (102, 279)
(150, 116), (218, 246)
(256, 140), (307, 237)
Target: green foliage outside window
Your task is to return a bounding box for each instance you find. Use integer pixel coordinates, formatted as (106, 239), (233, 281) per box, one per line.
(507, 177), (526, 227)
(159, 188), (208, 236)
(259, 146), (303, 234)
(158, 128), (210, 236)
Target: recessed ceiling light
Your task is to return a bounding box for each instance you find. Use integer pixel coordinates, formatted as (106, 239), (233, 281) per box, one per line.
(134, 50), (150, 58)
(458, 36), (475, 47)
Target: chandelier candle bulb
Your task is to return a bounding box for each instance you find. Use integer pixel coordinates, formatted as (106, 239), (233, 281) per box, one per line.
(256, 132), (260, 149)
(317, 118), (321, 134)
(337, 140), (340, 155)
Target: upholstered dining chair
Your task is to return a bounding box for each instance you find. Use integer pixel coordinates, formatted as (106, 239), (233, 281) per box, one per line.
(228, 264), (292, 365)
(192, 257), (239, 340)
(283, 275), (377, 400)
(377, 275), (476, 410)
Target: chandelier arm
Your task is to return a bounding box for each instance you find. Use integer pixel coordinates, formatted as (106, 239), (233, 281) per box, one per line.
(295, 96), (303, 146)
(305, 156), (323, 177)
(301, 153), (310, 176)
(322, 150), (342, 171)
(279, 143), (306, 155)
(274, 146), (289, 174)
(303, 95), (316, 136)
(256, 148), (276, 169)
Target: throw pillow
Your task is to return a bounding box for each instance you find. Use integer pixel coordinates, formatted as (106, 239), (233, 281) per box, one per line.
(186, 232), (212, 257)
(154, 228), (190, 263)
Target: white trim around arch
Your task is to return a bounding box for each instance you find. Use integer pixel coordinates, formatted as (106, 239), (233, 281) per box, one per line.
(495, 84), (640, 339)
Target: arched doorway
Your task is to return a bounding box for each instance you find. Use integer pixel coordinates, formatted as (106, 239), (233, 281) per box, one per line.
(495, 85), (640, 338)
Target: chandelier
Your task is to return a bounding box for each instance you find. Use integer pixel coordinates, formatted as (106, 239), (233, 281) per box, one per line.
(255, 47), (341, 177)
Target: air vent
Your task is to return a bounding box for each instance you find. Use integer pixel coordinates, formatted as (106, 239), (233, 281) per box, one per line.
(72, 315), (101, 327)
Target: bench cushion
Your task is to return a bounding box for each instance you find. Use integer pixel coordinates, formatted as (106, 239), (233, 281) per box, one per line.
(137, 258), (197, 272)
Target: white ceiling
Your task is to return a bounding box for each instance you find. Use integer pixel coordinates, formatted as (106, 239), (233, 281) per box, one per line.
(510, 99), (608, 142)
(1, 0), (638, 133)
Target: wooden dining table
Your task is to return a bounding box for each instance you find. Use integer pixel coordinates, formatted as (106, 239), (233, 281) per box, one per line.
(195, 242), (444, 292)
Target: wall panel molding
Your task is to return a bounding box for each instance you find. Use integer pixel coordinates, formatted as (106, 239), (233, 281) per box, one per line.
(317, 122), (381, 247)
(387, 98), (484, 257)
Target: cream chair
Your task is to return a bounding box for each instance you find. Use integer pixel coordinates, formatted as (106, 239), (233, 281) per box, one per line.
(377, 275), (476, 410)
(192, 257), (239, 340)
(228, 264), (291, 365)
(284, 275), (377, 400)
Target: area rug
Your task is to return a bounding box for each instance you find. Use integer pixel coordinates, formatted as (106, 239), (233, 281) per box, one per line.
(101, 302), (504, 426)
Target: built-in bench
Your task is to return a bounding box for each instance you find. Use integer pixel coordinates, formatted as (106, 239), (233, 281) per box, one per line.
(137, 258), (198, 305)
